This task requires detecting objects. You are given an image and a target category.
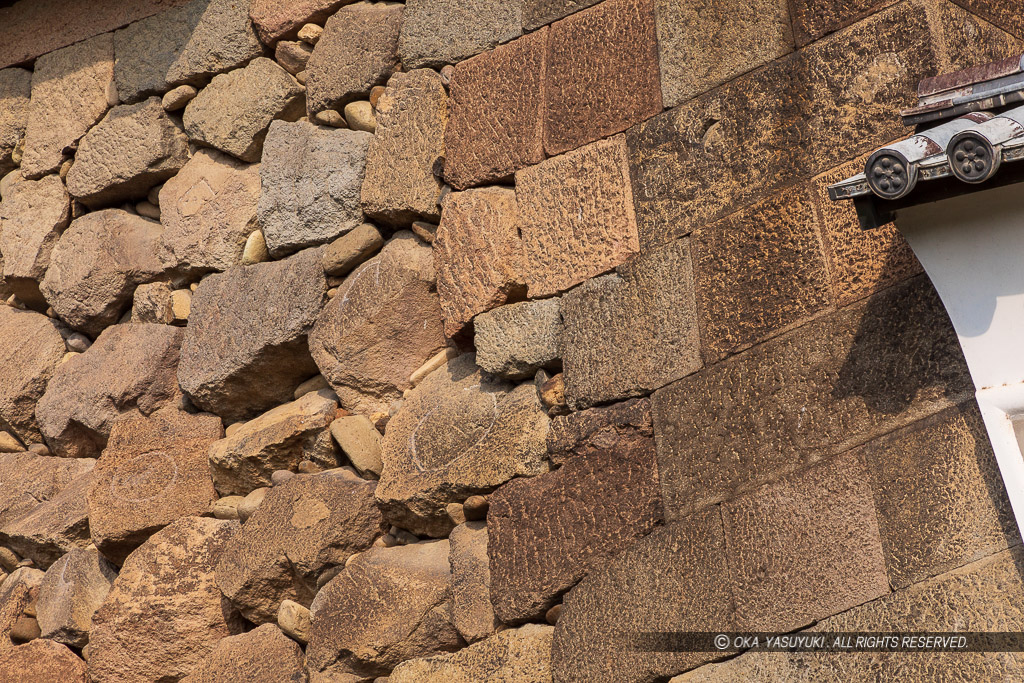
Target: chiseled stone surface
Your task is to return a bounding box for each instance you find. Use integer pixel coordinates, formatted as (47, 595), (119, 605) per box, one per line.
(859, 402), (1019, 589)
(552, 509), (735, 683)
(448, 521), (499, 644)
(183, 57), (306, 163)
(788, 0), (890, 46)
(543, 0), (662, 156)
(361, 69), (447, 225)
(444, 28), (546, 190)
(310, 233), (446, 419)
(308, 540), (461, 679)
(488, 438), (662, 623)
(36, 548), (117, 648)
(20, 33), (113, 180)
(517, 135), (639, 297)
(178, 248), (326, 422)
(258, 120), (372, 257)
(0, 307), (66, 445)
(652, 276), (972, 519)
(955, 0), (1024, 46)
(390, 624), (553, 682)
(216, 471), (384, 624)
(523, 0), (602, 31)
(85, 517), (245, 683)
(113, 0), (263, 104)
(560, 238), (700, 409)
(249, 0), (351, 45)
(547, 397), (653, 466)
(433, 187), (525, 337)
(0, 68), (31, 175)
(399, 0), (522, 69)
(376, 354), (550, 537)
(305, 1), (403, 115)
(0, 174), (70, 310)
(39, 209), (167, 336)
(36, 323), (185, 459)
(474, 298), (561, 380)
(65, 97), (190, 207)
(0, 638), (87, 682)
(181, 624), (308, 683)
(158, 148), (262, 275)
(88, 409), (223, 565)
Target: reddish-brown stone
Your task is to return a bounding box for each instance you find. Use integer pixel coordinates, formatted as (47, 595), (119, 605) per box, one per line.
(181, 624), (307, 683)
(523, 0), (602, 30)
(546, 397), (653, 466)
(0, 639), (87, 682)
(543, 0), (662, 156)
(249, 0), (352, 45)
(0, 307), (66, 446)
(444, 29), (547, 190)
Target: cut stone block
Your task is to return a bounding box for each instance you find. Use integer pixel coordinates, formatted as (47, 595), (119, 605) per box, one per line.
(390, 624), (553, 682)
(474, 298), (562, 380)
(399, 0), (522, 69)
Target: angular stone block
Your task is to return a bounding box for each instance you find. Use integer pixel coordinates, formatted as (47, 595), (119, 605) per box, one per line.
(953, 0), (1024, 41)
(0, 175), (70, 310)
(474, 298), (562, 380)
(789, 0), (892, 46)
(399, 0), (522, 69)
(390, 624), (553, 682)
(181, 623), (307, 683)
(0, 566), (43, 649)
(448, 522), (499, 644)
(547, 397), (652, 465)
(0, 68), (30, 175)
(0, 453), (94, 533)
(249, 0), (352, 45)
(0, 639), (87, 682)
(523, 0), (602, 29)
(36, 548), (117, 648)
(543, 0), (661, 156)
(0, 307), (66, 445)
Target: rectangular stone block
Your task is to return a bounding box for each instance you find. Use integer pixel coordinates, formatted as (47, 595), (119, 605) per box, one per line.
(560, 238), (701, 409)
(523, 0), (602, 30)
(653, 276), (972, 518)
(692, 185), (832, 361)
(543, 0), (662, 156)
(953, 0), (1024, 39)
(444, 28), (547, 190)
(547, 397), (653, 466)
(789, 0), (893, 46)
(398, 0), (522, 69)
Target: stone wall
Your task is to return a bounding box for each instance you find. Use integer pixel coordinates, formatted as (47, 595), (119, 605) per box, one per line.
(0, 0), (1021, 681)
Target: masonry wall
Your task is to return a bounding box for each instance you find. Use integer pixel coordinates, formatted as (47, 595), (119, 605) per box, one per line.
(0, 0), (1022, 681)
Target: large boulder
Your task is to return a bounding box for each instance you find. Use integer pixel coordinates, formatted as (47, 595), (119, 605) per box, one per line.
(0, 639), (87, 682)
(310, 233), (445, 419)
(36, 323), (185, 458)
(448, 522), (499, 643)
(39, 209), (168, 336)
(389, 624), (553, 682)
(0, 68), (31, 175)
(85, 517), (245, 683)
(0, 306), (66, 445)
(375, 353), (550, 537)
(0, 452), (94, 538)
(65, 97), (190, 207)
(36, 548), (117, 648)
(307, 540), (461, 678)
(87, 409), (223, 565)
(180, 623), (307, 683)
(257, 120), (372, 257)
(0, 174), (70, 309)
(215, 470), (384, 624)
(178, 248), (326, 422)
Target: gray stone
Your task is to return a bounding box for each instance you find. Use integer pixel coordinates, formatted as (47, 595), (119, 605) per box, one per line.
(389, 624), (553, 682)
(0, 307), (66, 445)
(0, 68), (31, 175)
(257, 120), (372, 257)
(36, 548), (117, 648)
(398, 0), (522, 69)
(321, 223), (384, 277)
(475, 298), (562, 380)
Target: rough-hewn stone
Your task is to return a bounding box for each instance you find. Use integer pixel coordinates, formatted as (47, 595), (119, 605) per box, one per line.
(131, 281), (174, 324)
(178, 248), (326, 421)
(399, 0), (522, 69)
(85, 517), (244, 683)
(113, 0), (263, 104)
(547, 397), (653, 466)
(65, 97), (190, 207)
(257, 120), (372, 257)
(475, 299), (562, 380)
(182, 624), (307, 683)
(789, 0), (891, 46)
(21, 34), (113, 179)
(249, 0), (351, 45)
(88, 409), (222, 565)
(361, 69), (447, 225)
(310, 233), (445, 419)
(183, 57), (305, 162)
(376, 354), (550, 537)
(448, 521), (498, 643)
(216, 471), (383, 624)
(433, 187), (525, 336)
(543, 0), (661, 155)
(305, 2), (403, 115)
(0, 566), (43, 649)
(443, 29), (546, 189)
(208, 390), (339, 496)
(36, 548), (117, 647)
(0, 638), (87, 681)
(0, 68), (30, 175)
(39, 209), (167, 336)
(329, 414), (383, 477)
(36, 323), (185, 459)
(0, 175), (70, 310)
(390, 624), (553, 682)
(158, 148), (261, 275)
(308, 540), (460, 678)
(652, 276), (972, 519)
(517, 135), (639, 297)
(0, 307), (66, 445)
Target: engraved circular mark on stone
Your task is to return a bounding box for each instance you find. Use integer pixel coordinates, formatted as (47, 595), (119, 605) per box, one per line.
(949, 133), (998, 184)
(291, 496), (330, 529)
(108, 451), (179, 503)
(409, 385), (499, 472)
(866, 151), (914, 199)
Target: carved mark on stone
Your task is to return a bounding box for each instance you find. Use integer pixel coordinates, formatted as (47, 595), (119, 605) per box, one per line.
(108, 451), (178, 503)
(409, 384), (500, 472)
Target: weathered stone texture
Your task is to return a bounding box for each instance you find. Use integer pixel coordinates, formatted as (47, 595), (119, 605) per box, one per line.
(0, 68), (30, 175)
(376, 354), (550, 537)
(330, 414), (383, 477)
(158, 148), (261, 275)
(399, 0), (522, 69)
(390, 624), (553, 682)
(547, 397), (653, 465)
(444, 29), (546, 189)
(216, 471), (383, 624)
(789, 0), (892, 46)
(310, 233), (445, 419)
(21, 34), (113, 179)
(517, 135), (639, 297)
(308, 540), (461, 678)
(39, 209), (167, 336)
(0, 307), (66, 445)
(652, 277), (972, 518)
(178, 248), (326, 421)
(448, 522), (498, 643)
(0, 566), (43, 649)
(258, 120), (372, 257)
(0, 638), (87, 682)
(954, 0), (1024, 41)
(523, 0), (602, 29)
(249, 0), (351, 45)
(0, 174), (70, 309)
(36, 548), (117, 648)
(85, 517), (245, 683)
(181, 624), (308, 683)
(65, 97), (190, 207)
(474, 298), (562, 380)
(183, 57), (305, 162)
(433, 187), (525, 336)
(0, 453), (94, 533)
(113, 0), (263, 104)
(305, 2), (404, 114)
(560, 238), (700, 409)
(132, 281), (174, 324)
(321, 223), (384, 277)
(87, 409), (223, 565)
(361, 69), (447, 225)
(543, 0), (662, 155)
